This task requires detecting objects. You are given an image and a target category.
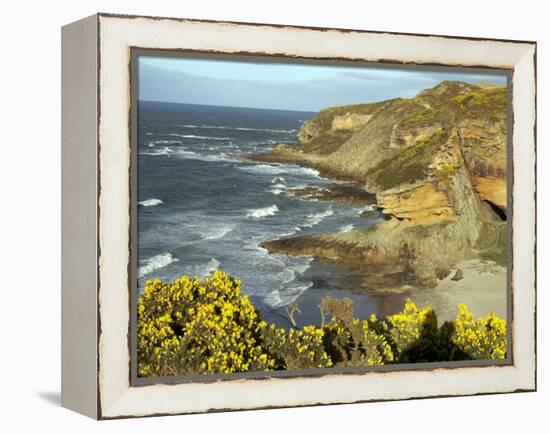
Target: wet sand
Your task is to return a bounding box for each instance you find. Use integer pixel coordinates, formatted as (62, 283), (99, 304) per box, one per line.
(262, 258), (507, 328)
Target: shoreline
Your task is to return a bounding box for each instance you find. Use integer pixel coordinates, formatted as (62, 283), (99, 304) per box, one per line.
(238, 80), (508, 327)
(247, 144), (363, 182)
(262, 258), (507, 328)
(246, 143), (507, 309)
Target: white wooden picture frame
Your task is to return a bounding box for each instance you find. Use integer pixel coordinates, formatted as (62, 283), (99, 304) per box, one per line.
(61, 13), (536, 419)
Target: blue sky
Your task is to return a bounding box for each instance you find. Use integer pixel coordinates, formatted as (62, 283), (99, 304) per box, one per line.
(138, 56), (507, 112)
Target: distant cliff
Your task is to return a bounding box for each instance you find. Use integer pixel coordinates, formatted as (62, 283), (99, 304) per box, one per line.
(255, 81), (508, 290)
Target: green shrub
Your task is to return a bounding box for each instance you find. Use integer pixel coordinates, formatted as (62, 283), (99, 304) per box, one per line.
(319, 297), (395, 366)
(452, 87), (507, 122)
(367, 129), (450, 190)
(138, 271), (507, 377)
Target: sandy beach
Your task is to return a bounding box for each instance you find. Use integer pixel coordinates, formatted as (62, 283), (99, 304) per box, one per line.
(263, 258), (507, 327)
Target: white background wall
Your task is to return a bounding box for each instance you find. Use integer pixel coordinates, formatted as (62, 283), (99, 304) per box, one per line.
(0, 0), (546, 432)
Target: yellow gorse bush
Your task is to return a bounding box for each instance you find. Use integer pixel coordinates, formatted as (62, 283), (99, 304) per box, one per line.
(138, 270), (331, 376)
(137, 270), (507, 377)
(453, 304), (507, 359)
(139, 271), (272, 376)
(388, 299), (435, 354)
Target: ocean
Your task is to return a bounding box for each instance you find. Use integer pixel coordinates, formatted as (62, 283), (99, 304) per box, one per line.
(137, 101), (381, 316)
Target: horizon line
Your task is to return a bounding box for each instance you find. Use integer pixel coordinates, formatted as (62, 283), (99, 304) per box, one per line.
(138, 99), (318, 113)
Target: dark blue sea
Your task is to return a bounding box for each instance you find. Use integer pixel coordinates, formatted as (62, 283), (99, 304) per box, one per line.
(137, 101), (380, 313)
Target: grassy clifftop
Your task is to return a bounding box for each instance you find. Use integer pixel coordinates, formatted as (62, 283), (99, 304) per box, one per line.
(256, 80), (508, 291)
(296, 81), (507, 184)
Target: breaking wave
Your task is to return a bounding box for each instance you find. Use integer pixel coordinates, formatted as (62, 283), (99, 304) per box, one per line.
(238, 164), (320, 178)
(268, 183), (287, 195)
(246, 204), (279, 219)
(138, 253), (178, 278)
(302, 207), (334, 228)
(200, 225), (233, 240)
(139, 146), (173, 156)
(168, 133), (231, 141)
(359, 204), (377, 214)
(339, 224), (354, 232)
(177, 124), (296, 134)
(152, 139), (183, 146)
(183, 258), (221, 278)
(138, 198), (163, 207)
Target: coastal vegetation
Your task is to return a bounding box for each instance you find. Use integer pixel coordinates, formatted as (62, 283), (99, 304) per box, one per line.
(251, 80), (508, 292)
(136, 80), (509, 376)
(138, 271), (507, 377)
(366, 129), (450, 190)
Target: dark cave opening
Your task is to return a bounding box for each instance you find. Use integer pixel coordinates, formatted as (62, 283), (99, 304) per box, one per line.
(484, 200), (507, 221)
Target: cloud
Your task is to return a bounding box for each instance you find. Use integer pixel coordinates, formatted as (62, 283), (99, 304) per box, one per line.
(138, 61), (507, 112)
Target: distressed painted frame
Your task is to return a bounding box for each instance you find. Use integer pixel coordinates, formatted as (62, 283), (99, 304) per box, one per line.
(61, 13), (536, 419)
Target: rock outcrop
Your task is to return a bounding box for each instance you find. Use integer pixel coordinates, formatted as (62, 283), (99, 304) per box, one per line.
(254, 81), (508, 291)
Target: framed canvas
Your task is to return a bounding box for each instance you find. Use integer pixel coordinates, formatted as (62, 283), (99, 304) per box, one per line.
(61, 13), (536, 419)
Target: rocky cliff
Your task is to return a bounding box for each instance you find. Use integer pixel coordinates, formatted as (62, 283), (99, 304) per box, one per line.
(256, 81), (508, 290)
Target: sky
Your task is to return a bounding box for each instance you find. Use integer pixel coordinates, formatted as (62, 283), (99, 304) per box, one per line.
(138, 55), (507, 112)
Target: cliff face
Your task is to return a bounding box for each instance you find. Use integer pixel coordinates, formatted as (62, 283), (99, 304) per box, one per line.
(292, 80), (507, 219)
(298, 81), (506, 187)
(260, 81), (508, 290)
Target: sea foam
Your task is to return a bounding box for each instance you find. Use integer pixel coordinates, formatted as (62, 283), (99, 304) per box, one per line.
(138, 253), (178, 278)
(138, 198), (163, 207)
(264, 281), (314, 308)
(168, 133), (230, 141)
(184, 258), (221, 278)
(239, 164), (286, 175)
(359, 204), (377, 214)
(302, 207), (334, 228)
(173, 150), (239, 163)
(139, 146), (173, 156)
(201, 225), (233, 240)
(246, 204), (279, 219)
(339, 224), (354, 232)
(268, 183), (287, 195)
(238, 164), (320, 178)
(153, 139), (183, 145)
(177, 124), (296, 134)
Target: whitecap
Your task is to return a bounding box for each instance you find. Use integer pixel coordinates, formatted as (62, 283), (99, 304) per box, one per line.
(183, 258), (220, 278)
(271, 176), (286, 184)
(339, 224), (354, 232)
(177, 124), (296, 134)
(278, 227), (302, 237)
(177, 124), (201, 128)
(359, 204), (377, 214)
(293, 167), (320, 177)
(246, 204), (279, 219)
(238, 164), (320, 178)
(239, 164), (286, 175)
(138, 198), (163, 207)
(268, 183), (287, 195)
(153, 139), (183, 145)
(172, 149), (239, 163)
(264, 281), (314, 308)
(302, 207), (334, 228)
(139, 147), (173, 157)
(200, 225), (233, 240)
(138, 253), (178, 278)
(233, 127), (296, 134)
(168, 133), (231, 141)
